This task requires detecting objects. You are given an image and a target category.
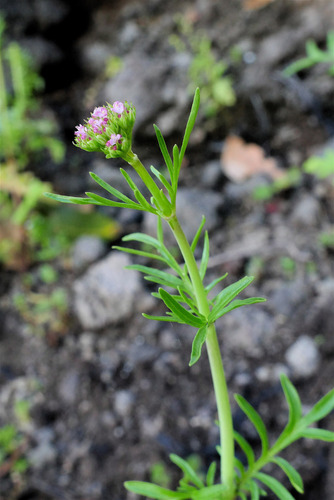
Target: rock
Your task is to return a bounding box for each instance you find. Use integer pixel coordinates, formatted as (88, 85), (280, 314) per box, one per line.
(285, 335), (320, 379)
(58, 369), (80, 404)
(28, 427), (56, 468)
(290, 194), (321, 227)
(114, 390), (134, 417)
(72, 236), (106, 270)
(269, 279), (309, 318)
(73, 252), (143, 329)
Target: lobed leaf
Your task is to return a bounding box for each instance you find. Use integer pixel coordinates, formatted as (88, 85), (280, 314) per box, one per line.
(235, 395), (269, 455)
(254, 472), (295, 500)
(189, 484), (229, 499)
(247, 479), (261, 500)
(142, 313), (184, 324)
(85, 191), (140, 210)
(209, 276), (255, 322)
(208, 296), (266, 324)
(126, 264), (184, 290)
(150, 165), (174, 200)
(89, 171), (134, 204)
(271, 457), (304, 494)
(44, 192), (102, 205)
(280, 374), (302, 431)
(189, 325), (208, 366)
(205, 273), (228, 294)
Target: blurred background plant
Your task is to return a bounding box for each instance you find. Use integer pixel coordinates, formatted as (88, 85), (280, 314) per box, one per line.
(169, 14), (237, 120)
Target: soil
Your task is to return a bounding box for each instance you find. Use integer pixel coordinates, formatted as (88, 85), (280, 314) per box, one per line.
(0, 1), (334, 499)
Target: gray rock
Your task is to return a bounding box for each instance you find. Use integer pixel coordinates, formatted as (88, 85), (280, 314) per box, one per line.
(72, 236), (106, 270)
(290, 194), (321, 227)
(73, 252), (142, 329)
(58, 369), (80, 404)
(114, 390), (134, 417)
(285, 335), (320, 379)
(270, 279), (308, 317)
(28, 427), (56, 468)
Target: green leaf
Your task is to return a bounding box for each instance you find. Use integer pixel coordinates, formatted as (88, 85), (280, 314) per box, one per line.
(89, 171), (134, 204)
(44, 192), (101, 205)
(234, 457), (245, 478)
(112, 245), (167, 264)
(205, 461), (216, 487)
(280, 374), (302, 433)
(124, 481), (189, 499)
(199, 231), (209, 280)
(153, 124), (174, 185)
(126, 264), (185, 290)
(247, 480), (261, 500)
(170, 453), (205, 489)
(271, 457), (304, 494)
(205, 273), (228, 294)
(254, 472), (295, 500)
(159, 288), (206, 328)
(179, 88), (200, 168)
(188, 484), (229, 499)
(234, 431), (255, 467)
(142, 313), (184, 324)
(150, 165), (174, 200)
(209, 276), (255, 322)
(235, 395), (269, 455)
(85, 191), (140, 210)
(298, 428), (334, 442)
(157, 216), (164, 244)
(189, 325), (208, 366)
(208, 296), (266, 324)
(190, 216), (206, 252)
(301, 387), (334, 427)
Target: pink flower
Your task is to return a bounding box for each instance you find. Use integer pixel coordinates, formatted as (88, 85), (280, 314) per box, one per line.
(75, 124), (88, 141)
(112, 101), (125, 116)
(92, 106), (108, 123)
(106, 133), (122, 150)
(90, 118), (106, 134)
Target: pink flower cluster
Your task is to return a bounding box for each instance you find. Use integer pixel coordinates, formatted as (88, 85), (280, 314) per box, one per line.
(74, 101), (129, 153)
(106, 133), (122, 150)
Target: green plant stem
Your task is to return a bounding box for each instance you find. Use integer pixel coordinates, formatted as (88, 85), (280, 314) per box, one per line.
(168, 215), (235, 499)
(125, 151), (173, 216)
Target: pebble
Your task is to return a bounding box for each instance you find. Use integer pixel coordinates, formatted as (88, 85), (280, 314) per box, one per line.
(72, 236), (106, 270)
(285, 335), (320, 379)
(73, 252), (143, 329)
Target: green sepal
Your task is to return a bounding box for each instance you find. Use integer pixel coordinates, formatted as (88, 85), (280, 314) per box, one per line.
(271, 457), (304, 494)
(189, 325), (208, 366)
(158, 288), (206, 327)
(124, 481), (189, 499)
(254, 472), (295, 500)
(170, 453), (205, 489)
(234, 394), (269, 455)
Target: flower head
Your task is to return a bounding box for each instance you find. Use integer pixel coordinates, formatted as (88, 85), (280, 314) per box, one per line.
(73, 100), (136, 158)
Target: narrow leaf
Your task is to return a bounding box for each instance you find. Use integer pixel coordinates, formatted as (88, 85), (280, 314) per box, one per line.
(189, 325), (208, 366)
(190, 216), (206, 252)
(142, 313), (184, 324)
(157, 216), (164, 244)
(208, 296), (266, 324)
(235, 395), (269, 455)
(199, 231), (210, 280)
(298, 428), (334, 442)
(124, 481), (189, 499)
(169, 453), (204, 489)
(44, 192), (101, 205)
(85, 191), (136, 209)
(280, 374), (302, 431)
(271, 457), (304, 493)
(186, 484), (228, 499)
(150, 165), (174, 200)
(133, 188), (157, 213)
(209, 276), (255, 321)
(234, 431), (255, 467)
(112, 245), (167, 264)
(301, 387), (334, 427)
(126, 264), (184, 289)
(159, 288), (206, 328)
(234, 457), (245, 478)
(205, 273), (228, 294)
(248, 480), (260, 500)
(89, 171), (134, 203)
(255, 472), (295, 500)
(179, 88), (200, 168)
(153, 124), (174, 184)
(206, 461), (216, 487)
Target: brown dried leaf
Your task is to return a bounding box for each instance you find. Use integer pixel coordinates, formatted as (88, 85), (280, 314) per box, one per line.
(220, 135), (284, 183)
(243, 0), (276, 10)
